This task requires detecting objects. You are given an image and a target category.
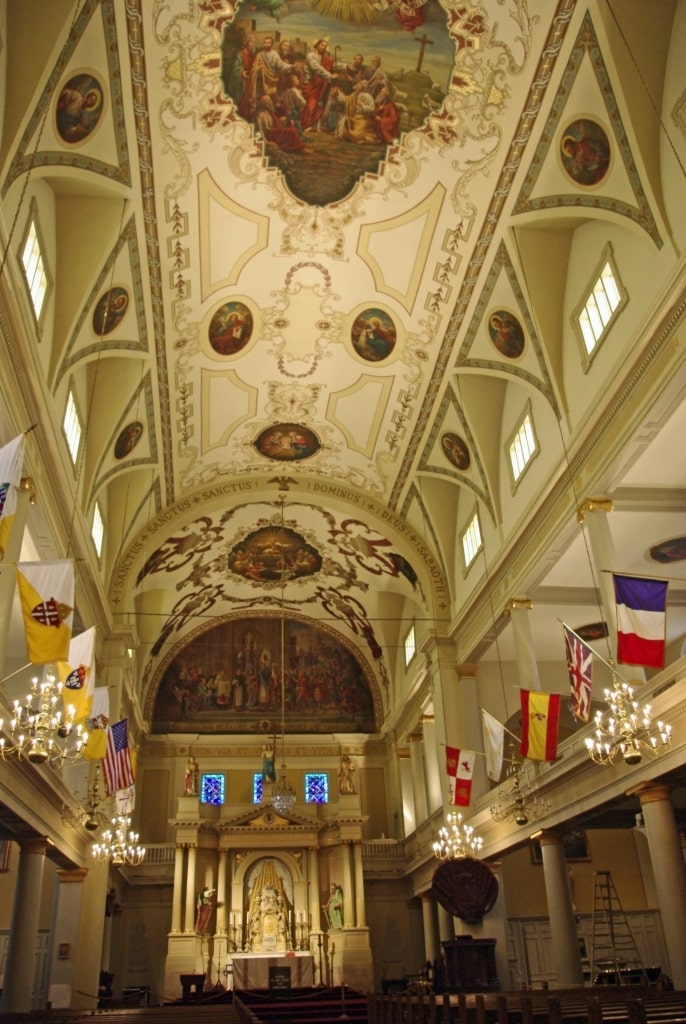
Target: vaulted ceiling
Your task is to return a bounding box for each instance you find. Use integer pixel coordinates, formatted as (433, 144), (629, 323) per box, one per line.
(1, 0), (685, 741)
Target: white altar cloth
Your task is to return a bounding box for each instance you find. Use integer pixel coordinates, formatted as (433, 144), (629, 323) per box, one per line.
(231, 952), (314, 989)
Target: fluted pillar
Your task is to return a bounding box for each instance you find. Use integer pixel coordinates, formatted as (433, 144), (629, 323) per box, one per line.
(340, 841), (353, 927)
(308, 847), (321, 931)
(216, 848), (228, 935)
(353, 841), (366, 927)
(408, 731), (429, 825)
(506, 599), (540, 690)
(184, 844), (197, 932)
(631, 783), (686, 988)
(171, 844), (185, 933)
(539, 830), (583, 987)
(1, 837), (49, 1012)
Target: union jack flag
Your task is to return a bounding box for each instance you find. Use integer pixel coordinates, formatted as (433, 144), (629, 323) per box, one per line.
(563, 625), (593, 722)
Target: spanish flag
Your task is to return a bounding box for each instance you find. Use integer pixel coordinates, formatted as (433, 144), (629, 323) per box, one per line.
(57, 626), (96, 723)
(0, 434), (26, 559)
(519, 689), (561, 761)
(15, 560), (74, 664)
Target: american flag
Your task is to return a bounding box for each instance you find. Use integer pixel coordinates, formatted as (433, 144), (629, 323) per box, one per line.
(563, 625), (593, 722)
(102, 718), (135, 795)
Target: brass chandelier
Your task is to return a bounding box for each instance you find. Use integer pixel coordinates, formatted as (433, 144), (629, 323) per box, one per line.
(433, 811), (483, 859)
(490, 756), (550, 827)
(92, 815), (145, 866)
(586, 675), (671, 767)
(0, 670), (88, 766)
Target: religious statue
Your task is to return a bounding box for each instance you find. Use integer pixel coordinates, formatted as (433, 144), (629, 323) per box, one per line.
(338, 754), (356, 794)
(195, 886), (215, 934)
(261, 743), (276, 782)
(324, 882), (344, 929)
(184, 755), (199, 796)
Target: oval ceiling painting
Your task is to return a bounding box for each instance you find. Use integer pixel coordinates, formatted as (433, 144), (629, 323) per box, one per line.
(560, 118), (611, 187)
(220, 0), (455, 204)
(255, 423), (320, 461)
(351, 308), (396, 361)
(209, 300), (254, 355)
(487, 309), (525, 359)
(649, 536), (686, 563)
(92, 286), (129, 336)
(151, 616), (376, 734)
(228, 525), (322, 582)
(56, 73), (104, 143)
(441, 431), (470, 470)
(114, 421), (144, 459)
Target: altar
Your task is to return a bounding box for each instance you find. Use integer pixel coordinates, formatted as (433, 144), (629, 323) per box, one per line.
(231, 952), (314, 990)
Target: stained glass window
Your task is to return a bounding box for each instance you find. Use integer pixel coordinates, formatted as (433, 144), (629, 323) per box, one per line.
(305, 773), (328, 804)
(253, 773), (264, 804)
(200, 773), (225, 805)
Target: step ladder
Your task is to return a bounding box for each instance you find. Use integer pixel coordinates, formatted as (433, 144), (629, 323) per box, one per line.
(589, 870), (647, 985)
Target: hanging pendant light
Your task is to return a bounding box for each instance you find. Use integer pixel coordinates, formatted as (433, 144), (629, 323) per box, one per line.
(0, 670), (88, 766)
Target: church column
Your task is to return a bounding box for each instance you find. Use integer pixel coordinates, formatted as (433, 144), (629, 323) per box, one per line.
(631, 783), (686, 988)
(353, 841), (366, 928)
(431, 640), (487, 802)
(408, 730), (429, 826)
(0, 837), (49, 1013)
(398, 747), (415, 836)
(422, 713), (443, 814)
(437, 903), (454, 945)
(538, 830), (583, 987)
(171, 844), (185, 933)
(47, 868), (88, 1009)
(421, 893), (440, 966)
(308, 847), (321, 932)
(576, 499), (617, 652)
(216, 847), (228, 936)
(0, 476), (33, 671)
(341, 841), (354, 927)
(184, 844), (197, 933)
(506, 599), (540, 691)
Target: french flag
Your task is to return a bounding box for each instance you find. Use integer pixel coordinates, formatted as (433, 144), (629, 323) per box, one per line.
(613, 574), (668, 668)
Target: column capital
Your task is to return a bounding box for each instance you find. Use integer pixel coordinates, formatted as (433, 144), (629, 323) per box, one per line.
(626, 782), (672, 805)
(56, 868), (89, 884)
(504, 598), (533, 615)
(536, 829), (565, 849)
(17, 837), (50, 856)
(576, 497), (614, 523)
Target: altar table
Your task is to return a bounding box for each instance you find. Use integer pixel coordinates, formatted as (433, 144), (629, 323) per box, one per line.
(231, 952), (314, 990)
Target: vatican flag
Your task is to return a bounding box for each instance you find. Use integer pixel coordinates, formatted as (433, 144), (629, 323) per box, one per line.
(57, 626), (96, 723)
(15, 560), (74, 664)
(0, 434), (26, 559)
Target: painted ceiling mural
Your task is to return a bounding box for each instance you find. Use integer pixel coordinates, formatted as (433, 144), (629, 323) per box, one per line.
(150, 615), (377, 734)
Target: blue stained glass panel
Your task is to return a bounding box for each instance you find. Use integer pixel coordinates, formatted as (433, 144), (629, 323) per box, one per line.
(305, 773), (328, 804)
(253, 773), (264, 804)
(201, 773), (225, 805)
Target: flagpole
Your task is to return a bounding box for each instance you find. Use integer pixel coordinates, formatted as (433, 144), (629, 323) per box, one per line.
(599, 568), (683, 583)
(0, 662), (33, 684)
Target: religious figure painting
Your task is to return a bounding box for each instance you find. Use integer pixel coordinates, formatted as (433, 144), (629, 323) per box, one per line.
(649, 536), (686, 563)
(56, 73), (104, 144)
(114, 421), (143, 459)
(209, 300), (254, 355)
(560, 118), (611, 187)
(487, 309), (525, 359)
(92, 287), (129, 336)
(440, 431), (470, 470)
(220, 0), (455, 204)
(255, 423), (320, 461)
(228, 524), (322, 581)
(151, 616), (376, 734)
(351, 308), (396, 361)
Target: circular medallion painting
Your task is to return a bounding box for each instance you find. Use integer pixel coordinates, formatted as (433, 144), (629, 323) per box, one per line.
(575, 622), (608, 642)
(92, 287), (129, 336)
(487, 309), (525, 359)
(441, 432), (470, 471)
(209, 300), (253, 355)
(255, 424), (320, 462)
(560, 118), (610, 187)
(351, 309), (396, 362)
(649, 536), (686, 563)
(114, 421), (144, 460)
(56, 73), (104, 143)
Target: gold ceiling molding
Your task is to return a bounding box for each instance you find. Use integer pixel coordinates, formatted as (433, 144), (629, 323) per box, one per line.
(576, 497), (614, 523)
(198, 170), (270, 296)
(327, 375), (394, 459)
(200, 369), (258, 453)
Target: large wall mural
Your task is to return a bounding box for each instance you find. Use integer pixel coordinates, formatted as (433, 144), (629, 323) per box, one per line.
(220, 0), (455, 204)
(151, 616), (377, 734)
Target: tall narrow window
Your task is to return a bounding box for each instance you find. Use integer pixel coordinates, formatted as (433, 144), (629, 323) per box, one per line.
(200, 773), (225, 805)
(574, 247), (625, 363)
(91, 502), (104, 557)
(462, 512), (482, 568)
(253, 773), (264, 804)
(509, 409), (538, 485)
(404, 624), (416, 667)
(21, 218), (49, 321)
(63, 390), (82, 465)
